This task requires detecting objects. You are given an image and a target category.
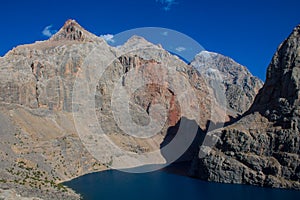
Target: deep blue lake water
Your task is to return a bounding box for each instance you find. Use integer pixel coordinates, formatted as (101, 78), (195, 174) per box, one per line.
(64, 169), (300, 200)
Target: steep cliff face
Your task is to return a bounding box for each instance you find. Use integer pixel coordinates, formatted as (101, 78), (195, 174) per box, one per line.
(191, 51), (263, 115)
(249, 24), (300, 130)
(191, 24), (300, 189)
(1, 19), (108, 111)
(85, 35), (218, 167)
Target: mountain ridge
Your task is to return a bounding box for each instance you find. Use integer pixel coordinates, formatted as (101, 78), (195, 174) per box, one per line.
(0, 19), (270, 199)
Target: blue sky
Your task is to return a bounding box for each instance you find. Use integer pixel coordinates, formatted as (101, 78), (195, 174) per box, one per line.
(1, 0), (300, 81)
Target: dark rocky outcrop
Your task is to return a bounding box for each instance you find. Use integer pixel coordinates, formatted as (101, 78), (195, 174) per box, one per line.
(191, 24), (300, 190)
(249, 24), (300, 130)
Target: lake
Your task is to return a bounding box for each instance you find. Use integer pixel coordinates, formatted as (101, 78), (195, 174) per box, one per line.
(64, 168), (300, 200)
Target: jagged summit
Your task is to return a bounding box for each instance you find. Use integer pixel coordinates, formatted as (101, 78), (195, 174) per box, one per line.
(191, 51), (263, 114)
(50, 19), (103, 43)
(248, 23), (300, 128)
(3, 19), (108, 58)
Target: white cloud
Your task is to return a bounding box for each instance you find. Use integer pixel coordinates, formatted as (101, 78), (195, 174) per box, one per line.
(100, 34), (115, 43)
(161, 31), (168, 36)
(42, 25), (57, 37)
(156, 0), (178, 11)
(175, 46), (186, 52)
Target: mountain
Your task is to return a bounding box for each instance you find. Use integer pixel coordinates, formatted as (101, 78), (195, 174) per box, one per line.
(191, 24), (300, 189)
(49, 19), (103, 43)
(0, 20), (110, 200)
(0, 19), (264, 199)
(191, 51), (263, 115)
(0, 19), (209, 199)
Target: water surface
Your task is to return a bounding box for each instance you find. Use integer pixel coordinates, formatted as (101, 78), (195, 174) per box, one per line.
(64, 169), (300, 200)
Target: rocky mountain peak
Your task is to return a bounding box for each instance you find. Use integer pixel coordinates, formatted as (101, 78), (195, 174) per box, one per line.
(191, 51), (263, 114)
(127, 35), (149, 43)
(49, 19), (103, 43)
(118, 35), (164, 53)
(117, 35), (167, 62)
(249, 23), (300, 129)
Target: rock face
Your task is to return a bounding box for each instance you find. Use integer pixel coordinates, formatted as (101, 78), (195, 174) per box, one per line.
(0, 20), (112, 200)
(0, 20), (107, 111)
(249, 25), (300, 130)
(191, 51), (263, 115)
(191, 24), (300, 189)
(76, 33), (218, 167)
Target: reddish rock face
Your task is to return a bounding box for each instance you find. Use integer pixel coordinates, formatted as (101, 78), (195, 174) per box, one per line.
(95, 53), (212, 139)
(122, 57), (181, 127)
(130, 83), (181, 127)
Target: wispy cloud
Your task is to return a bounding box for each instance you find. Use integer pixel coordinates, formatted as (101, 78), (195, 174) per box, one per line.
(161, 31), (168, 36)
(100, 34), (115, 43)
(156, 0), (178, 11)
(42, 25), (57, 37)
(175, 46), (186, 52)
